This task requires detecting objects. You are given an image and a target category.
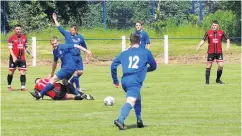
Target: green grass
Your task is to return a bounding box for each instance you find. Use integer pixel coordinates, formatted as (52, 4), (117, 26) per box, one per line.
(1, 64), (240, 136)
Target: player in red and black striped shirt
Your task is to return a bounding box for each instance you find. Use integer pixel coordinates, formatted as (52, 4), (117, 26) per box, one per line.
(7, 24), (33, 91)
(196, 20), (230, 84)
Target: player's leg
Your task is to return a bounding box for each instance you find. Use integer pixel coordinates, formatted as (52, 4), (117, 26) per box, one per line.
(63, 78), (80, 96)
(7, 58), (16, 91)
(114, 87), (140, 130)
(134, 94), (144, 128)
(216, 54), (224, 84)
(70, 59), (83, 91)
(18, 60), (27, 91)
(205, 54), (214, 84)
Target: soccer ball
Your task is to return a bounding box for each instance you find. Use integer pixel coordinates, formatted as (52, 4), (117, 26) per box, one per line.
(104, 96), (115, 106)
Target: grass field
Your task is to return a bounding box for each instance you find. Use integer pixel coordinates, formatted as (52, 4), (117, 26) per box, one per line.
(1, 63), (240, 136)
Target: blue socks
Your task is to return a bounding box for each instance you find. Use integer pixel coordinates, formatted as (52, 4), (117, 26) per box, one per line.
(40, 83), (54, 96)
(66, 82), (80, 95)
(118, 103), (133, 124)
(134, 98), (142, 120)
(70, 75), (80, 89)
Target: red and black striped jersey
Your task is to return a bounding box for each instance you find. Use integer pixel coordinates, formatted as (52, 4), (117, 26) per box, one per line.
(8, 34), (28, 60)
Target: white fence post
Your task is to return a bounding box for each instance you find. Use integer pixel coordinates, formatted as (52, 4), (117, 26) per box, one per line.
(164, 35), (168, 64)
(121, 36), (126, 52)
(32, 37), (36, 67)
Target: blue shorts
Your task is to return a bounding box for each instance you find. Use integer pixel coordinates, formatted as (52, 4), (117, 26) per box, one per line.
(74, 56), (83, 71)
(56, 68), (76, 80)
(121, 76), (142, 98)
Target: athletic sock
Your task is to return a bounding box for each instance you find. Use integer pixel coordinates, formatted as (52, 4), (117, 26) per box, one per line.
(7, 74), (13, 86)
(134, 98), (142, 120)
(20, 75), (26, 88)
(73, 75), (80, 89)
(216, 69), (223, 81)
(66, 82), (80, 95)
(40, 83), (54, 96)
(118, 102), (133, 124)
(205, 68), (211, 82)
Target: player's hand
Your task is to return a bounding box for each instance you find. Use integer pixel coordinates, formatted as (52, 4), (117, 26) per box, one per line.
(52, 13), (57, 20)
(114, 84), (120, 88)
(86, 50), (92, 56)
(12, 56), (17, 63)
(47, 74), (52, 79)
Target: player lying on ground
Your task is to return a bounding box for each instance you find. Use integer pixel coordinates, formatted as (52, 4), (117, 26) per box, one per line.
(30, 78), (94, 100)
(30, 36), (92, 100)
(111, 33), (157, 130)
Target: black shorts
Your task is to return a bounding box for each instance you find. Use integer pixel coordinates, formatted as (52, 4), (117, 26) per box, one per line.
(53, 85), (67, 100)
(207, 53), (223, 62)
(9, 56), (27, 71)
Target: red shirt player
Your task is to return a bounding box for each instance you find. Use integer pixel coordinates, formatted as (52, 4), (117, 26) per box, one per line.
(7, 24), (33, 91)
(196, 20), (230, 85)
(31, 78), (94, 100)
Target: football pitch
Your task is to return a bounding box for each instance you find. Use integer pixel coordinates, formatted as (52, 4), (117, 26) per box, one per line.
(1, 64), (240, 136)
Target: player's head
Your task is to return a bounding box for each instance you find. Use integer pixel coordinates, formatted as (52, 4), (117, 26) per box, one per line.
(70, 24), (78, 35)
(135, 21), (144, 31)
(212, 20), (219, 31)
(14, 24), (22, 36)
(50, 36), (59, 49)
(130, 33), (140, 45)
(35, 78), (41, 84)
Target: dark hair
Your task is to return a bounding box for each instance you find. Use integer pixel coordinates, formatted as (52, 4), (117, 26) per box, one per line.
(130, 33), (140, 44)
(35, 78), (41, 84)
(14, 24), (22, 28)
(212, 20), (219, 24)
(136, 21), (144, 26)
(71, 24), (78, 31)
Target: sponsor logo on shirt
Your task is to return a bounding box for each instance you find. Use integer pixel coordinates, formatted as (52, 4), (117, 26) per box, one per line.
(212, 38), (218, 43)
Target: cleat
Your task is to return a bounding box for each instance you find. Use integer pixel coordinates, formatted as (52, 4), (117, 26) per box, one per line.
(30, 91), (41, 100)
(137, 120), (144, 128)
(8, 87), (12, 91)
(21, 88), (28, 91)
(82, 94), (94, 100)
(114, 119), (124, 130)
(216, 80), (224, 84)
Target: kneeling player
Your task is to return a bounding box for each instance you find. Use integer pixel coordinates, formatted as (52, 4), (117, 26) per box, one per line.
(30, 78), (94, 100)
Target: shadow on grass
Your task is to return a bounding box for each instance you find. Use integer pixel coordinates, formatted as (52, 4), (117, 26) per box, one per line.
(126, 124), (148, 129)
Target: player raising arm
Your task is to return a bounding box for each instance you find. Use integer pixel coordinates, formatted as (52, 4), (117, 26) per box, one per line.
(196, 20), (230, 84)
(52, 13), (89, 91)
(111, 33), (157, 130)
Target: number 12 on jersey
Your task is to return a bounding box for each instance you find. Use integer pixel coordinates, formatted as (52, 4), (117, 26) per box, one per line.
(128, 56), (139, 69)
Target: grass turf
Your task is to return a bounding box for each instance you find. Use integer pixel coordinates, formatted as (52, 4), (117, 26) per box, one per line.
(1, 64), (240, 136)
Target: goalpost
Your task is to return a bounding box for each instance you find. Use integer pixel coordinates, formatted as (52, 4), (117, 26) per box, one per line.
(121, 35), (169, 64)
(32, 37), (36, 67)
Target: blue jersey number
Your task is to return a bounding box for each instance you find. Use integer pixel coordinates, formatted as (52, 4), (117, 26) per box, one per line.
(128, 56), (139, 69)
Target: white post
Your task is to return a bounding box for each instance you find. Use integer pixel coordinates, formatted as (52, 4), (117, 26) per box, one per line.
(164, 35), (168, 64)
(32, 37), (36, 66)
(121, 36), (126, 52)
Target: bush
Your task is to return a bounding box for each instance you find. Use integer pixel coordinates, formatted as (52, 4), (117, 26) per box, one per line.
(202, 10), (237, 37)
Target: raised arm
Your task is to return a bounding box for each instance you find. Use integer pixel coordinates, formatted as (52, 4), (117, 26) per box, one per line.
(52, 13), (60, 26)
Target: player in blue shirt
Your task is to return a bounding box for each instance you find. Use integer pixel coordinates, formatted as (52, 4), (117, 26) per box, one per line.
(134, 21), (150, 49)
(52, 13), (89, 91)
(111, 33), (157, 130)
(31, 36), (92, 100)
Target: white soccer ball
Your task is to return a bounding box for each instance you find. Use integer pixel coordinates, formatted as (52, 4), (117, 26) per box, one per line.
(104, 96), (115, 106)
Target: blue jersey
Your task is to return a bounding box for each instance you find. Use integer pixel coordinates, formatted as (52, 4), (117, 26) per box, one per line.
(57, 26), (87, 56)
(53, 44), (77, 70)
(135, 30), (150, 48)
(111, 47), (156, 85)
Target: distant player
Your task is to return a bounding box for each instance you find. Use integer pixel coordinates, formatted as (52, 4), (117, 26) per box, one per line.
(134, 21), (150, 49)
(196, 20), (230, 84)
(7, 24), (33, 91)
(30, 36), (92, 100)
(111, 33), (157, 130)
(52, 13), (89, 91)
(30, 78), (94, 100)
